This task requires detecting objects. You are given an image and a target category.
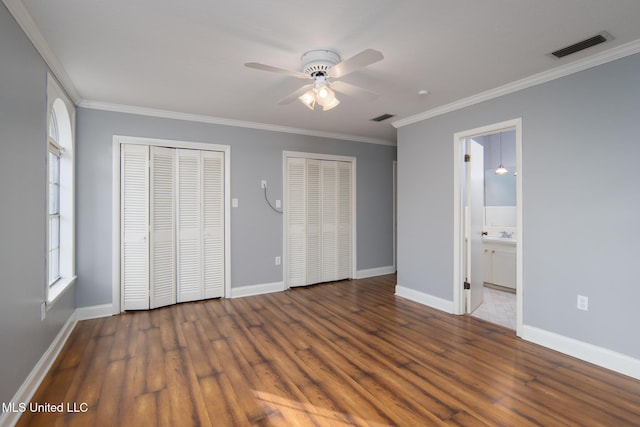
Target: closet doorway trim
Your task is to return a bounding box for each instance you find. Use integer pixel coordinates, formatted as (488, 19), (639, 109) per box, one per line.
(112, 135), (231, 314)
(282, 150), (357, 289)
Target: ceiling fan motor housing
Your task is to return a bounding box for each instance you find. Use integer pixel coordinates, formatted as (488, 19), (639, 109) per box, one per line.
(301, 49), (341, 76)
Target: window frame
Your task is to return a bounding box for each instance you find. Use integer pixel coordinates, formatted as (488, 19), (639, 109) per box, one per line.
(46, 74), (76, 305)
(48, 145), (61, 286)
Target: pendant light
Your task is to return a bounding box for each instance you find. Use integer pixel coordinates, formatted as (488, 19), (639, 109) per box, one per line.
(495, 132), (508, 175)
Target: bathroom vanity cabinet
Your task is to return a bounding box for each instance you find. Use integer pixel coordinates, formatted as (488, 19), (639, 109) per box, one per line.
(482, 239), (516, 290)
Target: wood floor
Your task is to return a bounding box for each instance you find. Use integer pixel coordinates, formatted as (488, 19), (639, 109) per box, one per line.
(18, 275), (640, 426)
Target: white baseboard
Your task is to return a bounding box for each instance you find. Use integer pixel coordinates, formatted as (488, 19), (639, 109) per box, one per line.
(75, 303), (114, 321)
(356, 265), (396, 279)
(395, 285), (454, 314)
(0, 312), (77, 427)
(230, 281), (285, 298)
(521, 325), (640, 380)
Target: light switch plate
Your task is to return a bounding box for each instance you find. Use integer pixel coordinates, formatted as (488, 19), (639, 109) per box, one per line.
(232, 198), (238, 208)
(577, 295), (588, 311)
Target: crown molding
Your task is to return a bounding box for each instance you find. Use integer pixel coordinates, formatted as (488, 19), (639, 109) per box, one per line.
(392, 38), (640, 129)
(3, 0), (81, 103)
(77, 100), (396, 146)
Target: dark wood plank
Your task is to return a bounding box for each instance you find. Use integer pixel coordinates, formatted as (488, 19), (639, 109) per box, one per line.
(15, 274), (640, 426)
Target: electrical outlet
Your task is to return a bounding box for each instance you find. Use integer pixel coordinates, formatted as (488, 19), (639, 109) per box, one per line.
(275, 200), (281, 209)
(232, 198), (238, 208)
(577, 295), (588, 311)
(261, 180), (267, 189)
(275, 256), (281, 266)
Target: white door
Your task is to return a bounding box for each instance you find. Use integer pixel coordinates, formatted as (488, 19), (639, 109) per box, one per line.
(467, 139), (485, 313)
(202, 150), (225, 299)
(121, 141), (227, 311)
(321, 160), (338, 282)
(121, 144), (150, 310)
(285, 156), (353, 288)
(306, 159), (322, 285)
(337, 161), (352, 279)
(176, 149), (203, 303)
(286, 157), (307, 287)
(149, 146), (176, 309)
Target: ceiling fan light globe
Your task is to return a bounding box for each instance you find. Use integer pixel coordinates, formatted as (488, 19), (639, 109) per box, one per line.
(322, 97), (340, 111)
(298, 90), (316, 110)
(317, 86), (329, 99)
(316, 86), (337, 107)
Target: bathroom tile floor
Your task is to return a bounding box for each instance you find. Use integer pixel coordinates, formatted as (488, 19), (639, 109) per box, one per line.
(471, 286), (516, 330)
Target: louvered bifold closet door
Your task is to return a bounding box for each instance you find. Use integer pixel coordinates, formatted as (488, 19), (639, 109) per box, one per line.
(321, 161), (339, 282)
(337, 161), (352, 280)
(121, 144), (150, 310)
(287, 157), (306, 287)
(176, 149), (203, 303)
(149, 146), (176, 309)
(306, 159), (322, 285)
(202, 151), (225, 298)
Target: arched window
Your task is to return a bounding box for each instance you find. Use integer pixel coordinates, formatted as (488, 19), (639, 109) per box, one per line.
(47, 75), (75, 303)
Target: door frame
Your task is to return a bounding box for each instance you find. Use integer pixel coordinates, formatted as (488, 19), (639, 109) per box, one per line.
(112, 135), (231, 314)
(282, 151), (357, 289)
(393, 160), (397, 272)
(452, 118), (523, 335)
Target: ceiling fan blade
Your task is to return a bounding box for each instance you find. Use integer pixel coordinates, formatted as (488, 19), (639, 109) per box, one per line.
(278, 84), (314, 105)
(328, 49), (384, 78)
(331, 81), (379, 100)
(244, 62), (309, 79)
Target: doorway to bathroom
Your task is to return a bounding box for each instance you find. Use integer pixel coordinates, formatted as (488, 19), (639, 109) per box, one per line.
(452, 118), (523, 335)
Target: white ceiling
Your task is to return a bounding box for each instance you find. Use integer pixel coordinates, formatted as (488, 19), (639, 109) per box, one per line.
(7, 0), (640, 144)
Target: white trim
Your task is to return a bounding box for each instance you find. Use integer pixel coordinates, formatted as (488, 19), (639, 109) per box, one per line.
(2, 0), (80, 103)
(112, 136), (232, 313)
(521, 325), (640, 381)
(0, 312), (77, 427)
(46, 276), (76, 308)
(230, 282), (285, 298)
(392, 38), (640, 129)
(75, 304), (114, 321)
(113, 135), (231, 152)
(282, 151), (358, 164)
(452, 119), (523, 336)
(112, 141), (121, 314)
(282, 151), (358, 288)
(356, 265), (395, 279)
(392, 160), (397, 272)
(395, 285), (454, 314)
(80, 100), (394, 146)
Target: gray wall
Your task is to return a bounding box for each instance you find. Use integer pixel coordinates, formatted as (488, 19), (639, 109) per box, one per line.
(76, 109), (396, 307)
(397, 53), (640, 359)
(0, 4), (76, 405)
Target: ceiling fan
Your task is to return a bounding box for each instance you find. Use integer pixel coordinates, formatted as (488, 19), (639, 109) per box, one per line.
(245, 49), (384, 111)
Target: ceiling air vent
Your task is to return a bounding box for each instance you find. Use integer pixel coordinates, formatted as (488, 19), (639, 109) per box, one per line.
(370, 113), (395, 122)
(550, 32), (611, 59)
